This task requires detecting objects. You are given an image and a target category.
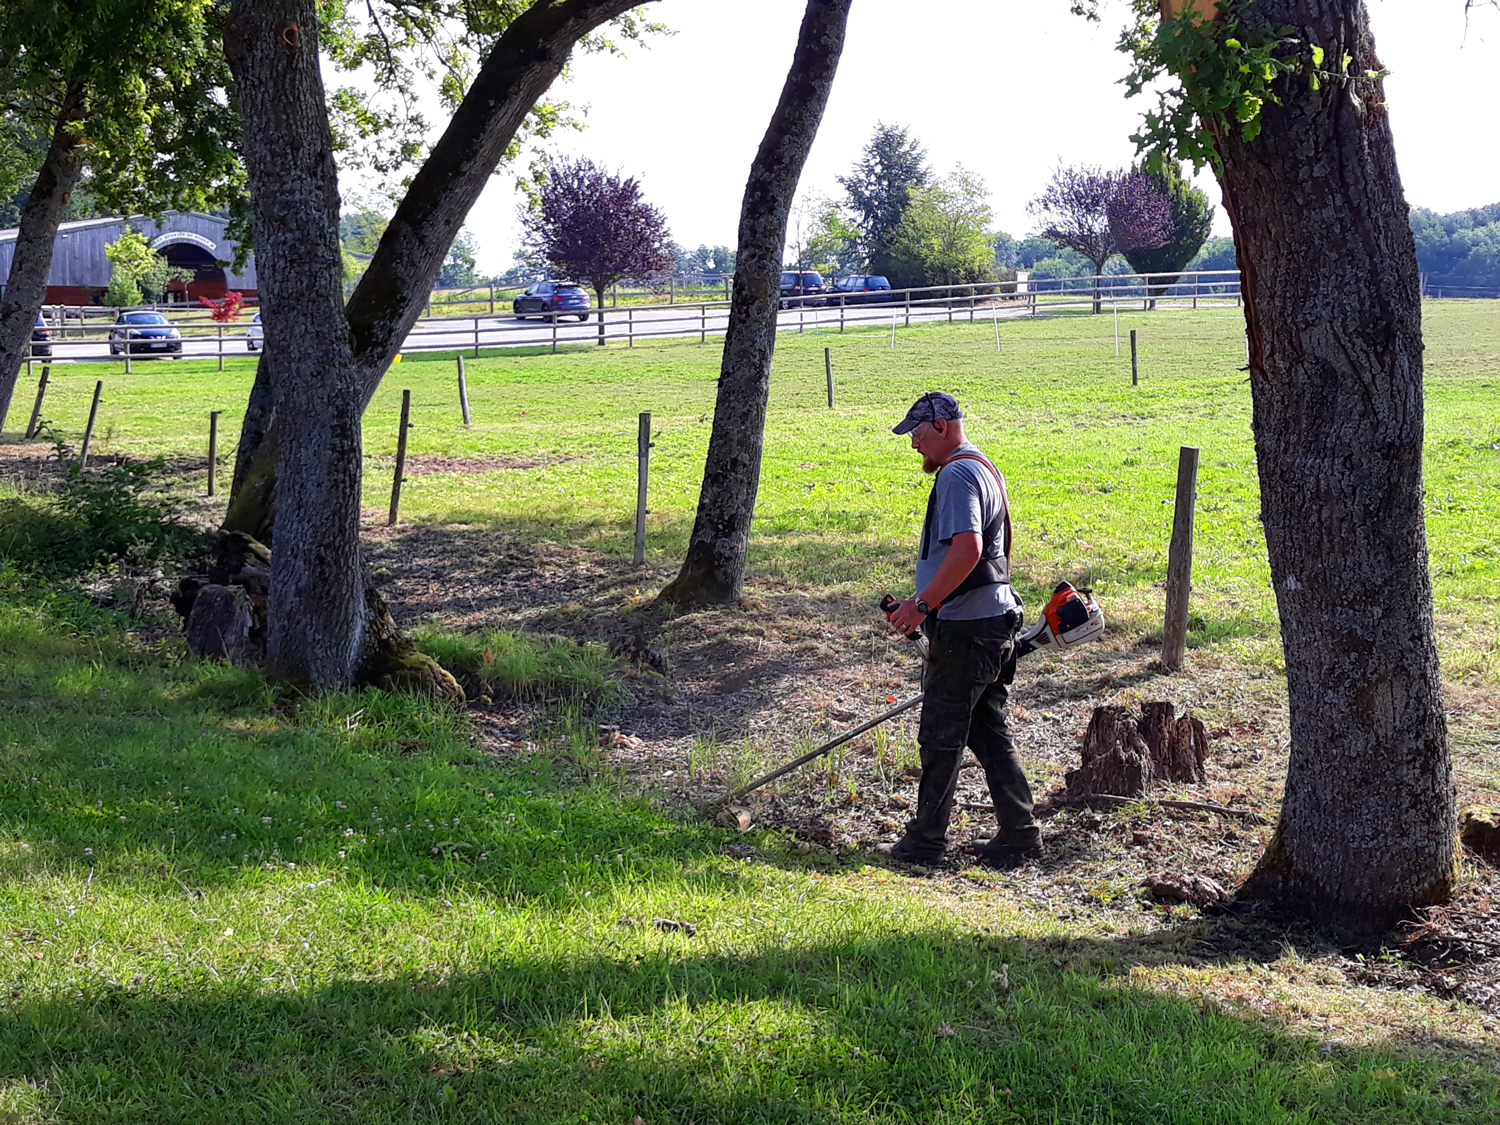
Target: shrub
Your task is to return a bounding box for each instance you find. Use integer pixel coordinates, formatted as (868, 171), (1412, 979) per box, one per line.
(0, 448), (201, 579)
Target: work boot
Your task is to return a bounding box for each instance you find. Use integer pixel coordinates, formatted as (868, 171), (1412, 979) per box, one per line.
(875, 836), (946, 865)
(969, 829), (1044, 869)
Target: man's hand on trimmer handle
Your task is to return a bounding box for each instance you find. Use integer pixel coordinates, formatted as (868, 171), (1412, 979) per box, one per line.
(881, 593), (928, 638)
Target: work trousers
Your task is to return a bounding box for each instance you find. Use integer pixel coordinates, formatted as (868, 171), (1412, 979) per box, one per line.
(903, 612), (1039, 854)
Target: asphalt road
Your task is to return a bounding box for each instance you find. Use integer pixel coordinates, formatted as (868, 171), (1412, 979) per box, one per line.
(33, 297), (1028, 365)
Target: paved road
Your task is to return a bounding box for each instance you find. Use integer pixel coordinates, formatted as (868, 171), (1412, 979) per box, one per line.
(34, 296), (1030, 365)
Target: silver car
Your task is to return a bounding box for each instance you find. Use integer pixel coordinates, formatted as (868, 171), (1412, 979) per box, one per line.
(246, 312), (262, 351)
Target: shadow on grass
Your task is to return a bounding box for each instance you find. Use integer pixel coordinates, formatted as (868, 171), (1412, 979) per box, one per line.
(1, 926), (1492, 1122)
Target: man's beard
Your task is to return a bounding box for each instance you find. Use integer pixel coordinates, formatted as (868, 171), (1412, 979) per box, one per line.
(922, 455), (942, 474)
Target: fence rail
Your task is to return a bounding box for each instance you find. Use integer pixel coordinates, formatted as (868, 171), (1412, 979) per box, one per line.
(20, 267), (1496, 367)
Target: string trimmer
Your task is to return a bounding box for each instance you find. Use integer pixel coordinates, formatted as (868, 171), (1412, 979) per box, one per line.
(715, 582), (1105, 807)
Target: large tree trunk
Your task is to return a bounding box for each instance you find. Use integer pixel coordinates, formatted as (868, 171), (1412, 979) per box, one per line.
(230, 350), (276, 501)
(1214, 0), (1455, 927)
(0, 83), (85, 432)
(222, 0), (653, 542)
(656, 0), (851, 605)
(226, 1), (365, 687)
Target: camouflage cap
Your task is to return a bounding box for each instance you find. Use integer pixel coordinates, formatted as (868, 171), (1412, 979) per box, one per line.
(892, 392), (964, 435)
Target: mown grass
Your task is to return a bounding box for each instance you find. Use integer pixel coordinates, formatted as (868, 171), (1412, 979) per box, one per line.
(25, 299), (1500, 680)
(1, 573), (1498, 1122)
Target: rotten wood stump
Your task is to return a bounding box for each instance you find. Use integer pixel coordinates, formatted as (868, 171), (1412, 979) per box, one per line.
(1065, 701), (1208, 798)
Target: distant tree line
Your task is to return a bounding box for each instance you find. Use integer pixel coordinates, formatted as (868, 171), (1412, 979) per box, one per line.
(1411, 203), (1500, 291)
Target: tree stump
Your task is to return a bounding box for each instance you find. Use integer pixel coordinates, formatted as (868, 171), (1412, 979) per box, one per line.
(185, 585), (254, 664)
(1139, 701), (1208, 784)
(1065, 701), (1209, 798)
(1065, 706), (1155, 797)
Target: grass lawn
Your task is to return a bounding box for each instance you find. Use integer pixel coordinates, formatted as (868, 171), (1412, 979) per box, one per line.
(29, 299), (1500, 677)
(2, 301), (1498, 1121)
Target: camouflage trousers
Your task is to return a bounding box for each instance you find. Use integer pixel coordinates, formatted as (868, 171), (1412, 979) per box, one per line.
(902, 612), (1040, 855)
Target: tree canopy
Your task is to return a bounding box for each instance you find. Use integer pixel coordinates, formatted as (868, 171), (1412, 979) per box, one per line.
(1029, 165), (1173, 275)
(836, 122), (930, 276)
(522, 156), (675, 304)
(1121, 161), (1212, 280)
(888, 166), (997, 288)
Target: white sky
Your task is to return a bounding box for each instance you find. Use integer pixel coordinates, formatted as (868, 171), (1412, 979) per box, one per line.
(420, 0), (1500, 274)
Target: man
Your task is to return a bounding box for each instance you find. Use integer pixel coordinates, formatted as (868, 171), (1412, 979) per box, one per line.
(881, 392), (1042, 867)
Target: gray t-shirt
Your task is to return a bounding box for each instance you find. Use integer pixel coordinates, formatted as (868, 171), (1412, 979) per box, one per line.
(916, 441), (1023, 620)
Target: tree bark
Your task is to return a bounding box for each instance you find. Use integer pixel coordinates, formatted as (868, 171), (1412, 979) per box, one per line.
(657, 0), (851, 605)
(1214, 0), (1455, 928)
(221, 0), (654, 543)
(226, 1), (365, 687)
(230, 350), (276, 501)
(0, 83), (85, 432)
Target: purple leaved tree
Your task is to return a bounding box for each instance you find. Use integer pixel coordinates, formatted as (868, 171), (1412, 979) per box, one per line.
(1029, 166), (1172, 311)
(523, 157), (676, 343)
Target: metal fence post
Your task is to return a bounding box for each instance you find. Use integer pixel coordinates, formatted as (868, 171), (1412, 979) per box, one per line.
(839, 295), (846, 333)
(1162, 445), (1200, 670)
(389, 388), (411, 526)
(628, 307), (634, 348)
(700, 304), (706, 344)
(633, 411), (652, 565)
(218, 324), (225, 371)
(551, 315), (558, 354)
(905, 289), (911, 327)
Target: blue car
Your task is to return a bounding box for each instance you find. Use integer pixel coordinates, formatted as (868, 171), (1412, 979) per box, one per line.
(825, 275), (894, 305)
(512, 281), (591, 322)
(109, 311), (183, 357)
(30, 313), (51, 358)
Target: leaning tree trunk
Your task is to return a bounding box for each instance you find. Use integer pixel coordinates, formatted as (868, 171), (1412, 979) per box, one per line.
(221, 0), (654, 542)
(226, 1), (366, 688)
(1214, 0), (1454, 927)
(0, 83), (85, 433)
(656, 0), (851, 605)
(230, 349), (276, 502)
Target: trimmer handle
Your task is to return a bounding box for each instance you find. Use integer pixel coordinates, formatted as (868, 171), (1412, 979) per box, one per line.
(880, 593), (930, 659)
(879, 593), (901, 617)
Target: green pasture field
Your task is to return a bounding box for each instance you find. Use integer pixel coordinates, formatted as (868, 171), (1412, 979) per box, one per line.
(2, 301), (1499, 1121)
(26, 298), (1500, 679)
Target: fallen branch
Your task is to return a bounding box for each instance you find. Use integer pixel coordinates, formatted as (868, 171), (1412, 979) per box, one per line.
(1054, 793), (1269, 823)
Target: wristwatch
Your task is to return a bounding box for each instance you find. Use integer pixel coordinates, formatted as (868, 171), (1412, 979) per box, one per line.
(915, 598), (933, 616)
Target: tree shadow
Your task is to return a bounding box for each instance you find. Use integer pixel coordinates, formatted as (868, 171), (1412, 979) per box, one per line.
(1, 925), (1490, 1122)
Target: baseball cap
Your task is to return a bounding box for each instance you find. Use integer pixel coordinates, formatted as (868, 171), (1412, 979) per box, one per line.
(892, 392), (964, 435)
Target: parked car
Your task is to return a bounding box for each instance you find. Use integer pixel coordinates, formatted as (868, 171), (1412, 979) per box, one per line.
(778, 270), (825, 308)
(825, 275), (894, 305)
(108, 311), (182, 357)
(29, 313), (51, 358)
(512, 281), (591, 321)
(247, 312), (263, 352)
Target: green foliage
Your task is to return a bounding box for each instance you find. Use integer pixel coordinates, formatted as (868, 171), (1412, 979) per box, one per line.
(104, 272), (143, 308)
(0, 453), (200, 578)
(1411, 203), (1500, 290)
(339, 207), (389, 255)
(1118, 0), (1336, 169)
(888, 166), (997, 289)
(1122, 161), (1213, 278)
(837, 122), (931, 274)
(435, 228), (480, 288)
(1187, 235), (1238, 271)
(103, 229), (191, 302)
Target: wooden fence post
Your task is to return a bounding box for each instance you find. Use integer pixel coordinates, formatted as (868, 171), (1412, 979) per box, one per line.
(1130, 329), (1138, 386)
(457, 356), (471, 425)
(633, 411), (652, 565)
(824, 347), (834, 407)
(700, 304), (706, 344)
(388, 389), (411, 526)
(489, 284), (495, 314)
(474, 316), (481, 358)
(218, 325), (225, 371)
(207, 411), (221, 496)
(79, 380), (103, 469)
(628, 307), (634, 348)
(1162, 445), (1200, 671)
(25, 364), (50, 439)
(551, 315), (558, 354)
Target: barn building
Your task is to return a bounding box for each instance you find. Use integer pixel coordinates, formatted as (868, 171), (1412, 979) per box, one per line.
(0, 211), (257, 305)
